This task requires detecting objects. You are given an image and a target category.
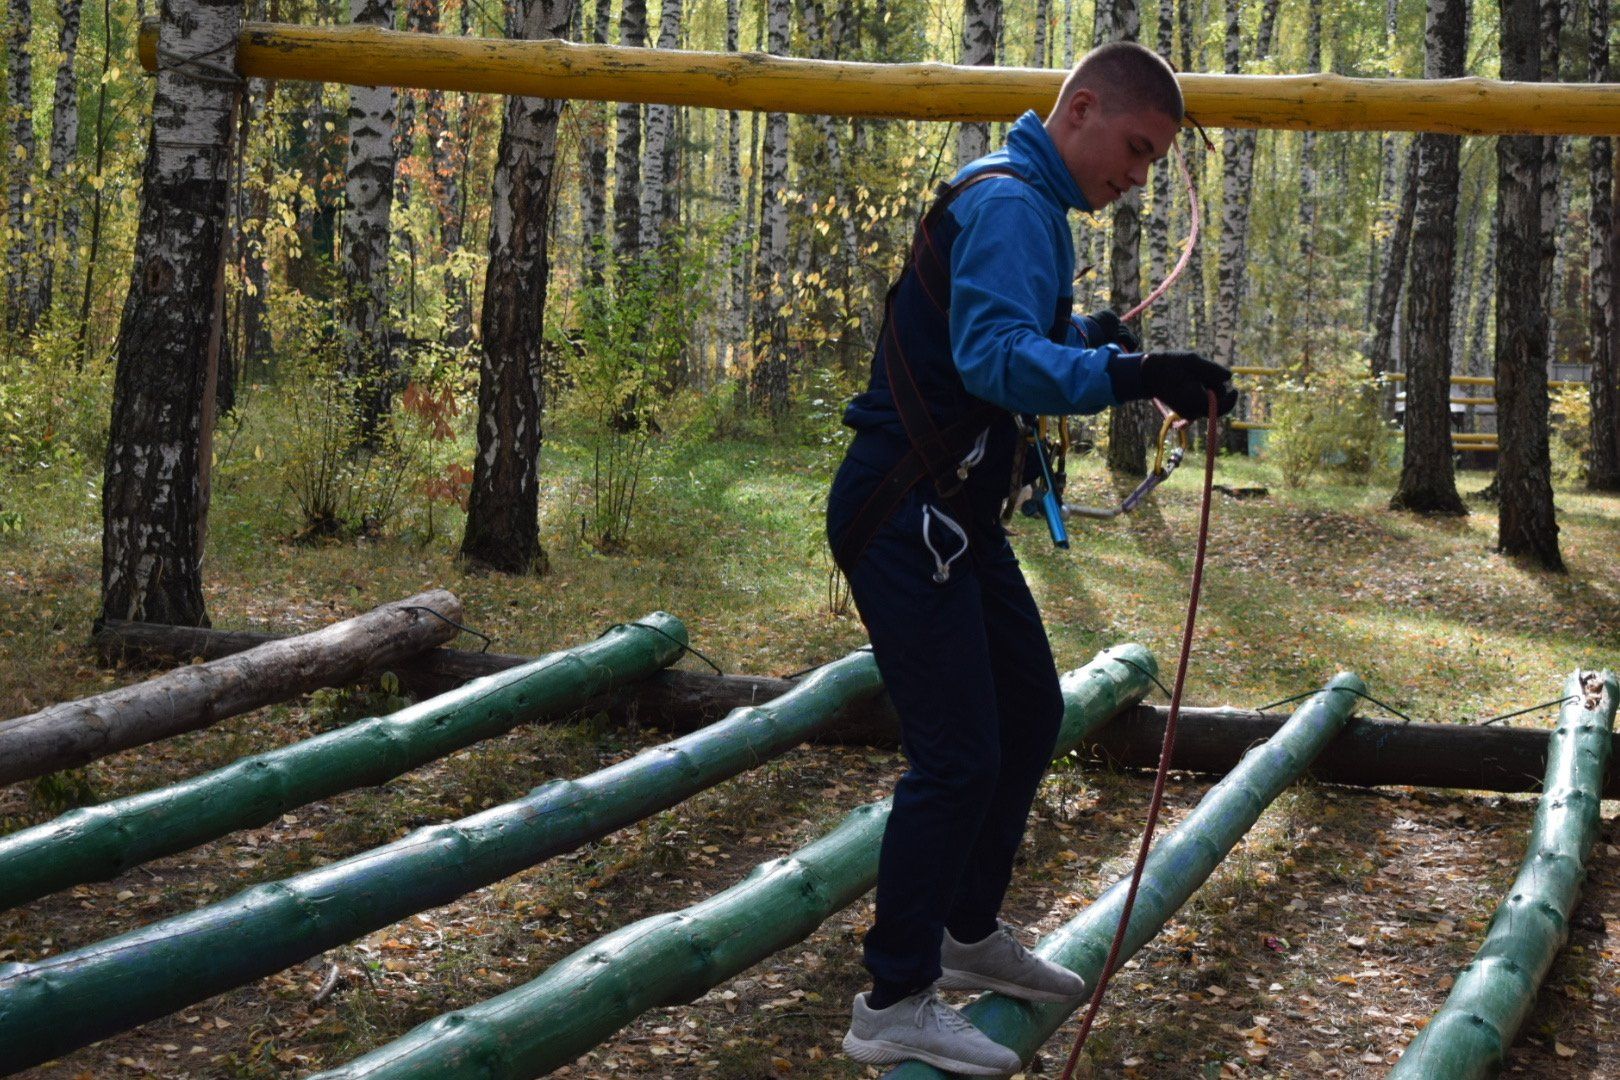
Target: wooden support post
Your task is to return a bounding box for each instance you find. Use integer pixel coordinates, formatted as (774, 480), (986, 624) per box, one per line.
(91, 621), (1613, 795)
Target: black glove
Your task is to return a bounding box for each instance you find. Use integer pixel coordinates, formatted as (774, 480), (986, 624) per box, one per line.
(1139, 351), (1238, 419)
(1077, 309), (1142, 353)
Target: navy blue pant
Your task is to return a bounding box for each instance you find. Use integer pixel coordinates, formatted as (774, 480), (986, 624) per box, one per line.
(828, 452), (1065, 998)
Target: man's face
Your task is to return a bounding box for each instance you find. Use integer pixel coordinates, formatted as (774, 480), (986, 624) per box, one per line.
(1057, 90), (1180, 210)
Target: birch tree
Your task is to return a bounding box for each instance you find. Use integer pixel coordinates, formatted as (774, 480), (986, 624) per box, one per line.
(1102, 0), (1154, 475)
(101, 0), (241, 627)
(747, 0), (792, 421)
(38, 0), (83, 321)
(721, 0), (745, 372)
(581, 0), (612, 287)
(6, 0), (39, 336)
(342, 0), (400, 442)
(957, 0), (1000, 164)
(1297, 0), (1321, 371)
(1492, 0), (1562, 565)
(639, 0), (681, 250)
(1390, 0), (1467, 514)
(1367, 139), (1419, 376)
(460, 0), (578, 573)
(1144, 0), (1176, 347)
(1210, 0), (1279, 378)
(431, 0), (474, 348)
(613, 0), (647, 262)
(1590, 0), (1619, 489)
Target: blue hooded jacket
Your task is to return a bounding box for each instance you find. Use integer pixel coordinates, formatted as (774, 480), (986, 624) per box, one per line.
(841, 111), (1139, 515)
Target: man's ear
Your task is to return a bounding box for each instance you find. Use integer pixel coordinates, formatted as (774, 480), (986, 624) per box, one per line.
(1066, 87), (1098, 126)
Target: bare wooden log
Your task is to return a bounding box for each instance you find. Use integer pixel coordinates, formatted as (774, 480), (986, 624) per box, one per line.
(89, 621), (1606, 794)
(1, 591), (464, 786)
(1086, 705), (1597, 795)
(91, 621), (898, 741)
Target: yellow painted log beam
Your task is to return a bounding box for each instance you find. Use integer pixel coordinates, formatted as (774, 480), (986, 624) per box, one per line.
(137, 19), (1620, 134)
(1231, 367), (1587, 391)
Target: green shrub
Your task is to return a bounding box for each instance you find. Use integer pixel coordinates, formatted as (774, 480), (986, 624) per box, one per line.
(264, 289), (466, 540)
(551, 240), (716, 552)
(0, 319), (113, 471)
(1263, 367), (1396, 488)
(1550, 384), (1592, 483)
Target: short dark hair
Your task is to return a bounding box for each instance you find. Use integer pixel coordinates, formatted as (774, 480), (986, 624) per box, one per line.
(1057, 42), (1184, 123)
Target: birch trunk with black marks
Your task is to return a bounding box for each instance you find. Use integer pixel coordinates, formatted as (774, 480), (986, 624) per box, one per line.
(431, 0), (473, 349)
(1297, 0), (1321, 372)
(1062, 0), (1074, 65)
(1467, 220), (1497, 377)
(6, 0), (39, 336)
(957, 0), (999, 166)
(1390, 0), (1467, 515)
(1365, 0), (1402, 327)
(39, 0), (83, 321)
(801, 0), (860, 365)
(1539, 0), (1562, 351)
(1144, 0), (1174, 348)
(1368, 138), (1420, 378)
(612, 0), (646, 262)
(747, 0), (792, 422)
(580, 0), (611, 288)
(1103, 0), (1152, 475)
(1212, 0), (1277, 448)
(459, 0), (578, 575)
(1589, 0), (1620, 489)
(342, 0), (399, 443)
(639, 0), (681, 252)
(721, 0), (744, 373)
(1494, 0), (1563, 565)
(1034, 0), (1050, 65)
(100, 0), (241, 628)
(1450, 164), (1486, 367)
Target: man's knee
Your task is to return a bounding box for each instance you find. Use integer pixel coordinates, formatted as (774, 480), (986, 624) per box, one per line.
(905, 749), (1002, 805)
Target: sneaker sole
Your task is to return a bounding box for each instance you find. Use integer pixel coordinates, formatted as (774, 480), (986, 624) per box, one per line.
(842, 1031), (1019, 1076)
(937, 967), (1088, 1003)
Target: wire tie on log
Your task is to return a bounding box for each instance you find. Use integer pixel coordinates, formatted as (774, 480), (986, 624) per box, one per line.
(599, 621), (724, 675)
(402, 605), (492, 652)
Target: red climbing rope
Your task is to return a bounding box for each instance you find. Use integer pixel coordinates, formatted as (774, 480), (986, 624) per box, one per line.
(1058, 385), (1220, 1080)
(1122, 140), (1200, 325)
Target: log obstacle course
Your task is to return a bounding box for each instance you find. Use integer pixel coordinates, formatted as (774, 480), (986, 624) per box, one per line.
(2, 596), (1615, 1076)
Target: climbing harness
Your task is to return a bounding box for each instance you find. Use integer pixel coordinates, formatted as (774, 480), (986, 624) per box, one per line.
(832, 166), (1040, 575)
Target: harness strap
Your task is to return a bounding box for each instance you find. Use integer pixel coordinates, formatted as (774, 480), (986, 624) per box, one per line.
(834, 167), (1028, 575)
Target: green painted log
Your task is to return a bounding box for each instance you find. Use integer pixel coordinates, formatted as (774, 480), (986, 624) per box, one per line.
(0, 615), (688, 912)
(885, 671), (1367, 1079)
(1388, 669), (1618, 1080)
(0, 644), (893, 1074)
(304, 644), (1156, 1079)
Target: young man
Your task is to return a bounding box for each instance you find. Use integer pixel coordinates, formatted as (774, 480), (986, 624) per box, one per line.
(827, 43), (1237, 1075)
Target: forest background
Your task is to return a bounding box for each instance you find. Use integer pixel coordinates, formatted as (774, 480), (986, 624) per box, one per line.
(1, 0), (1614, 576)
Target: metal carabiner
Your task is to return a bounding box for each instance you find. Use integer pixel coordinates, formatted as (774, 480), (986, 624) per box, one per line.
(1063, 411), (1189, 520)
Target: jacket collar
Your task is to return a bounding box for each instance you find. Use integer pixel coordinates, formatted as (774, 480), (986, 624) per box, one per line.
(992, 111), (1090, 214)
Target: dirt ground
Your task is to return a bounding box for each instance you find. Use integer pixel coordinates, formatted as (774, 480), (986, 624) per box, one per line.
(5, 700), (1619, 1080)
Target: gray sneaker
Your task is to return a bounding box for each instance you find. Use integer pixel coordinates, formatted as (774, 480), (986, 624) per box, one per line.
(938, 922), (1088, 1002)
(843, 989), (1023, 1076)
